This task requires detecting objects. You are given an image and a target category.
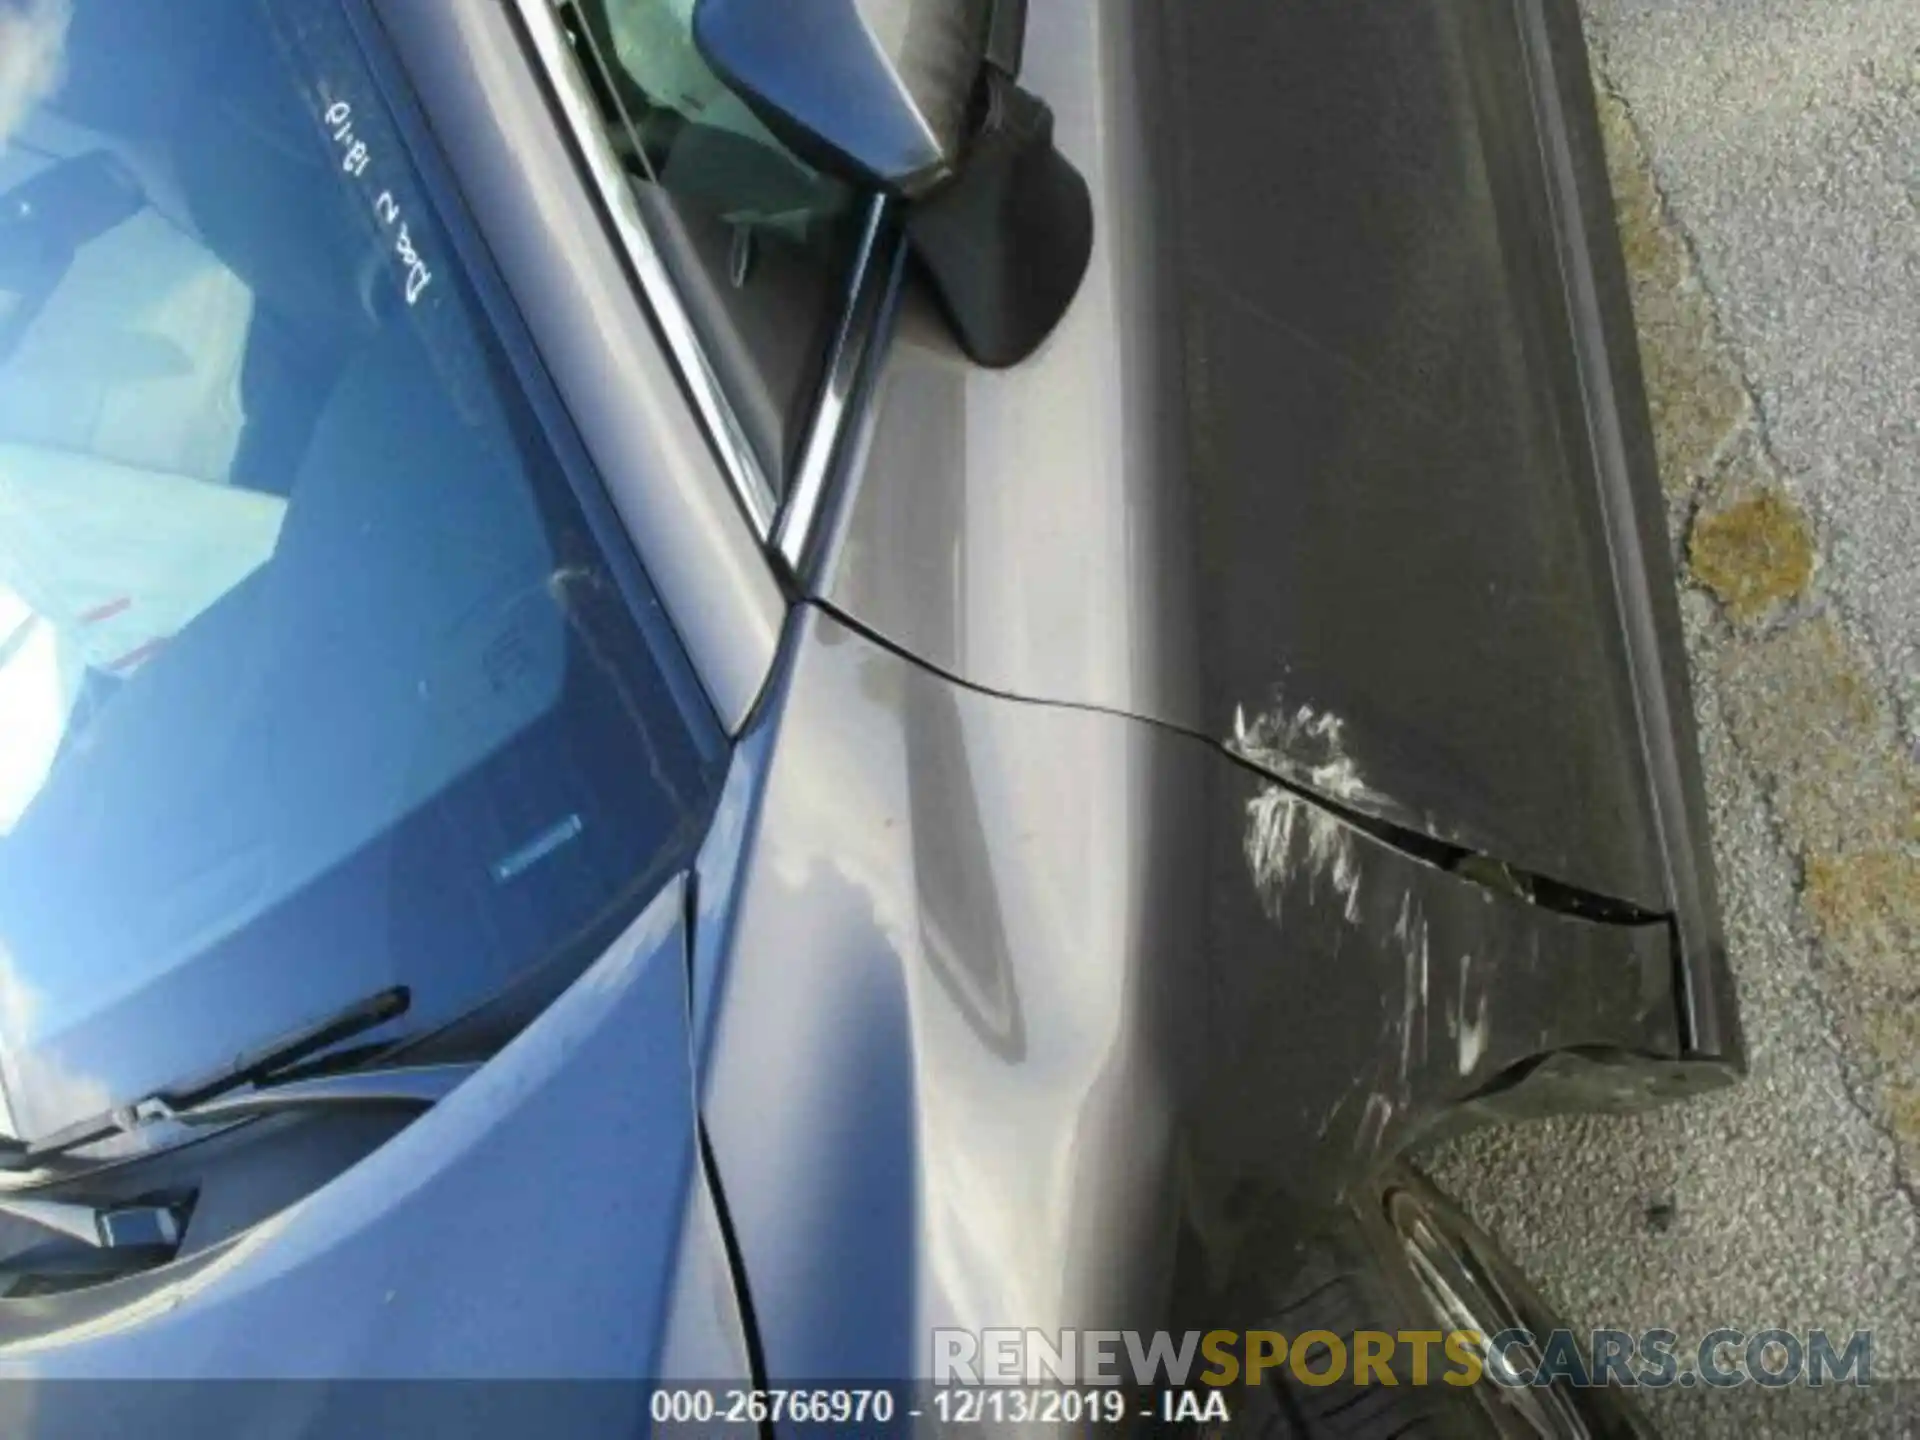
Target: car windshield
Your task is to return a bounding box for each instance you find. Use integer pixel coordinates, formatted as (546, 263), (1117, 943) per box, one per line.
(0, 0), (723, 1147)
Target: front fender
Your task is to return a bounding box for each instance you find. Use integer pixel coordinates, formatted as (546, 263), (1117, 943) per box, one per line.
(693, 608), (1717, 1380)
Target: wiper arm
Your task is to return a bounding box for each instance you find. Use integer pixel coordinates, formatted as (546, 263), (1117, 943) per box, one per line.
(0, 1059), (474, 1274)
(161, 1061), (478, 1127)
(1, 987), (411, 1172)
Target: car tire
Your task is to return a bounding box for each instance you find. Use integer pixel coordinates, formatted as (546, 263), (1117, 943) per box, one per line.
(1225, 1162), (1656, 1439)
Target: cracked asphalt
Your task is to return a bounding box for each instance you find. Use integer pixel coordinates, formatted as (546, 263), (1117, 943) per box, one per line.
(1425, 2), (1920, 1433)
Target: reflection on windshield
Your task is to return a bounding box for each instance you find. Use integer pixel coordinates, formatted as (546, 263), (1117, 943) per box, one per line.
(0, 933), (113, 1145)
(0, 0), (720, 1148)
(0, 585), (71, 835)
(0, 1), (71, 153)
(0, 459), (285, 832)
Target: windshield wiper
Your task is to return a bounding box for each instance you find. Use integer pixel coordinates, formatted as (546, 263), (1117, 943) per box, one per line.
(0, 1064), (475, 1264)
(0, 987), (411, 1172)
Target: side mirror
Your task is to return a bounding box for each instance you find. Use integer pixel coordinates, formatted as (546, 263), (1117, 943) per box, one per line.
(693, 0), (1092, 368)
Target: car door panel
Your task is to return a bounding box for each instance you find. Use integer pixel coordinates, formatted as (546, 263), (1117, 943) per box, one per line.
(814, 0), (1736, 1060)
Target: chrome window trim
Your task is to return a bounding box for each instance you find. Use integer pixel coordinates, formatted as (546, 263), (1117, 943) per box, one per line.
(506, 0), (909, 580)
(775, 194), (906, 574)
(507, 0), (779, 536)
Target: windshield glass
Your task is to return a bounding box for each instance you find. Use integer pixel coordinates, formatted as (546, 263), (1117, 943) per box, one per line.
(0, 0), (723, 1146)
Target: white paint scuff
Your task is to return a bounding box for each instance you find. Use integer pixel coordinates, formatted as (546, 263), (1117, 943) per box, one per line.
(1392, 894), (1431, 1081)
(1354, 1091), (1394, 1157)
(1457, 965), (1490, 1077)
(1231, 698), (1384, 809)
(1235, 696), (1389, 926)
(1243, 785), (1363, 925)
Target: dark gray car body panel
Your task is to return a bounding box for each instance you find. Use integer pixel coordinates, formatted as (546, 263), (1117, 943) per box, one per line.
(695, 609), (1691, 1381)
(815, 0), (1728, 1036)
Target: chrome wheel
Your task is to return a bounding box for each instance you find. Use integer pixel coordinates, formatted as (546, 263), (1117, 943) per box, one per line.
(1384, 1182), (1598, 1439)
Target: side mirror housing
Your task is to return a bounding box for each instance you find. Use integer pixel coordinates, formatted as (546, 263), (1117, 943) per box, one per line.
(690, 0), (992, 197)
(693, 0), (1091, 368)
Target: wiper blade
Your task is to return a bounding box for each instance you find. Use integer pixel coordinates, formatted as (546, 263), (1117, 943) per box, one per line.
(1, 987), (410, 1171)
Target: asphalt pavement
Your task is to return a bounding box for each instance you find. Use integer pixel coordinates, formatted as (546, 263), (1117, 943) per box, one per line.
(1425, 2), (1920, 1432)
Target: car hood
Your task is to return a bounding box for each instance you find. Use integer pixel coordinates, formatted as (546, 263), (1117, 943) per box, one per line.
(0, 880), (750, 1432)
